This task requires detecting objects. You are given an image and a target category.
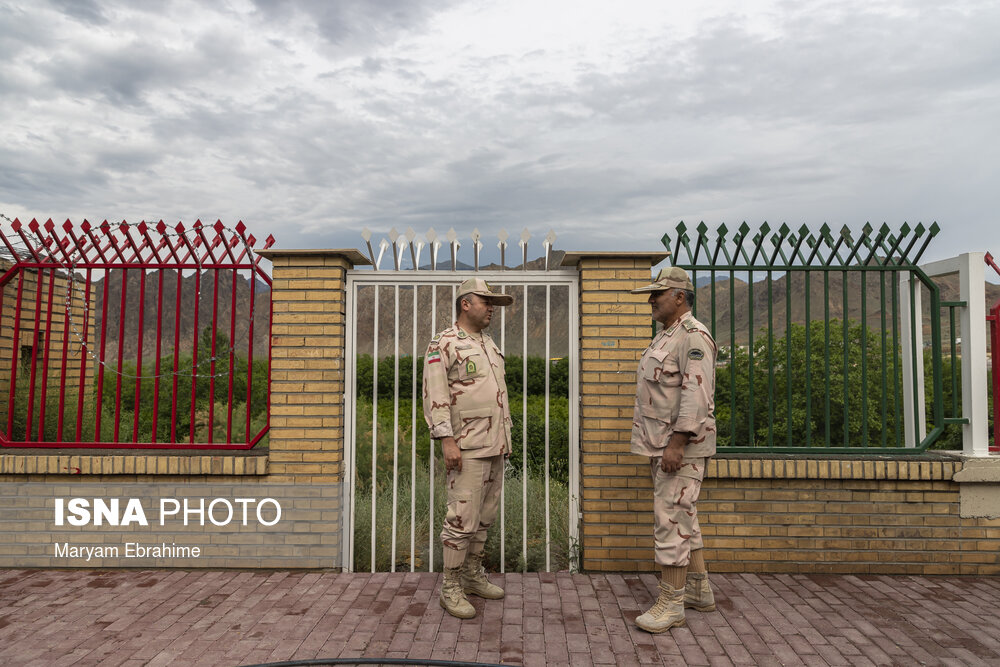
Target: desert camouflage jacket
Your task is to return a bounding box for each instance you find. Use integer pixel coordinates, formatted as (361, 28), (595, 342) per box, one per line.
(422, 324), (511, 459)
(631, 311), (718, 459)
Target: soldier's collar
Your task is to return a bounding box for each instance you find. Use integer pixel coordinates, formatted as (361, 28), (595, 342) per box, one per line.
(455, 324), (486, 341)
(665, 311), (695, 335)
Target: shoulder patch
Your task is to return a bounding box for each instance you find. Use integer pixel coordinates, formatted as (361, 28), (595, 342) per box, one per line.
(683, 320), (699, 332)
(688, 348), (705, 360)
(431, 333), (442, 342)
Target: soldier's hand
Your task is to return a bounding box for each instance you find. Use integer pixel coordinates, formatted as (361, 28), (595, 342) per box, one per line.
(660, 438), (686, 473)
(442, 437), (462, 473)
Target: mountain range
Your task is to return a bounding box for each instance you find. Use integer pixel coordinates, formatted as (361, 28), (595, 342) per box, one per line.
(92, 257), (998, 364)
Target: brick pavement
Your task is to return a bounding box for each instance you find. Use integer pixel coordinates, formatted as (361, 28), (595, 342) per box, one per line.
(1, 569), (999, 666)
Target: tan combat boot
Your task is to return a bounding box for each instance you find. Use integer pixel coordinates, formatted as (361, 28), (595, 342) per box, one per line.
(460, 552), (504, 599)
(635, 581), (685, 633)
(440, 566), (476, 619)
(684, 572), (716, 612)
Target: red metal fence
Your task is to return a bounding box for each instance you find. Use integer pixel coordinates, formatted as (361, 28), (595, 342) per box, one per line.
(988, 252), (999, 454)
(0, 218), (273, 449)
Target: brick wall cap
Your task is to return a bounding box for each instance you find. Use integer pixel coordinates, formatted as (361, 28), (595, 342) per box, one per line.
(953, 456), (1000, 483)
(561, 251), (669, 267)
(257, 249), (370, 265)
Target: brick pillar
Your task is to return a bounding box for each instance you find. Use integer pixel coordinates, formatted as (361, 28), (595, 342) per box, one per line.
(258, 249), (368, 484)
(563, 251), (667, 572)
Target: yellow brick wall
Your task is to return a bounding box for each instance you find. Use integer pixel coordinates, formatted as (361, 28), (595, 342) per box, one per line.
(0, 249), (356, 569)
(576, 254), (660, 571)
(0, 263), (96, 422)
(4, 248), (999, 574)
(266, 253), (351, 484)
(574, 252), (1000, 576)
(584, 455), (1000, 576)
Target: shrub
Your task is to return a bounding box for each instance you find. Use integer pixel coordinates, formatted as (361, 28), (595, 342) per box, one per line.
(353, 395), (570, 487)
(352, 464), (571, 572)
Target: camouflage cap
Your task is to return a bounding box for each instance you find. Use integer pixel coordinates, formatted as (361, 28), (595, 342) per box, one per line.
(630, 266), (695, 294)
(457, 277), (514, 306)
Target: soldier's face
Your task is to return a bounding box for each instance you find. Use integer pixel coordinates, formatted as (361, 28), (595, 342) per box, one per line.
(463, 295), (494, 331)
(649, 288), (681, 326)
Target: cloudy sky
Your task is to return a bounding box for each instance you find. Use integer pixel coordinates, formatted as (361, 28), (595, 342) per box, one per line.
(1, 0), (998, 269)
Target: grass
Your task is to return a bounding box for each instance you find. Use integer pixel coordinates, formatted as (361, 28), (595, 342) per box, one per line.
(352, 462), (574, 573)
(0, 377), (269, 447)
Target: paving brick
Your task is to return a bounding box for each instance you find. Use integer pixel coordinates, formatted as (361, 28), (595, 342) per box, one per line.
(3, 570), (1000, 666)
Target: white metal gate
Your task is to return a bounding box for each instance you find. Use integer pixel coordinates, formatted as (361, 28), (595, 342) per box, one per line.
(343, 265), (579, 573)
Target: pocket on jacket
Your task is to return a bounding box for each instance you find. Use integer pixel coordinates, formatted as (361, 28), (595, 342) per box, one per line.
(638, 404), (671, 447)
(457, 406), (494, 449)
(642, 349), (681, 387)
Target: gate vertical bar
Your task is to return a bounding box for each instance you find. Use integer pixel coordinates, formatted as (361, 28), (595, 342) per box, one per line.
(55, 270), (75, 442)
(132, 265), (147, 443)
(95, 252), (111, 440)
(188, 262), (202, 444)
(989, 253), (1000, 453)
(410, 284), (418, 572)
(37, 268), (57, 440)
(521, 283), (528, 570)
(208, 265), (220, 444)
(74, 268), (93, 441)
(391, 283), (400, 572)
(568, 280), (580, 572)
(25, 269), (46, 441)
(804, 269), (812, 447)
(343, 274), (358, 571)
(765, 268), (774, 446)
(370, 284), (379, 572)
(152, 260), (165, 442)
(544, 283), (551, 571)
(992, 303), (1000, 453)
(428, 285), (437, 571)
(498, 283), (506, 573)
(879, 271), (889, 448)
(5, 273), (25, 438)
(112, 264), (128, 443)
(227, 260), (239, 443)
(246, 264), (257, 444)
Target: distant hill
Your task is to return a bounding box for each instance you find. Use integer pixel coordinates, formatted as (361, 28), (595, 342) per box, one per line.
(692, 271), (1000, 348)
(93, 254), (998, 364)
(95, 269), (270, 364)
(353, 252), (571, 357)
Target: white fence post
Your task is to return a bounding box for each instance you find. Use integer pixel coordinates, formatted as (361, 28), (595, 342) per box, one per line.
(900, 273), (925, 447)
(915, 253), (989, 456)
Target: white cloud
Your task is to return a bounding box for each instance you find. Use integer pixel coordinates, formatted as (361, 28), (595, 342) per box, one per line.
(0, 0), (997, 265)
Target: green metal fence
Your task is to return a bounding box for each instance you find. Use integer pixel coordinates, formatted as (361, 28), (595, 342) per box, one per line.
(663, 221), (953, 454)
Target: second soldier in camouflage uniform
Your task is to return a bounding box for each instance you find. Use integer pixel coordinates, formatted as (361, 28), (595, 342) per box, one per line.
(422, 278), (513, 619)
(629, 267), (718, 633)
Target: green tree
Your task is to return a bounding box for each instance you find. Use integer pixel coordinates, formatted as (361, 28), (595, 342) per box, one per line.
(716, 320), (904, 448)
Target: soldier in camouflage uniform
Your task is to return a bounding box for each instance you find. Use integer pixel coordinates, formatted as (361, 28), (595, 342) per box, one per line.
(423, 277), (513, 619)
(629, 267), (718, 633)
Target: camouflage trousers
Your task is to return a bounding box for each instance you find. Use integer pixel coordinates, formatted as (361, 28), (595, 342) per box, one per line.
(441, 455), (504, 569)
(649, 456), (707, 567)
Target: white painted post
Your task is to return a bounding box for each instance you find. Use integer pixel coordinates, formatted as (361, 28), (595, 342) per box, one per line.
(915, 252), (990, 456)
(958, 253), (989, 456)
(900, 273), (926, 447)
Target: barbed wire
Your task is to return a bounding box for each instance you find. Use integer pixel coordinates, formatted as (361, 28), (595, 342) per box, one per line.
(1, 214), (267, 381)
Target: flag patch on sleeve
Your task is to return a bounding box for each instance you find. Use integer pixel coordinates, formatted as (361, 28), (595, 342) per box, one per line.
(427, 351), (442, 364)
